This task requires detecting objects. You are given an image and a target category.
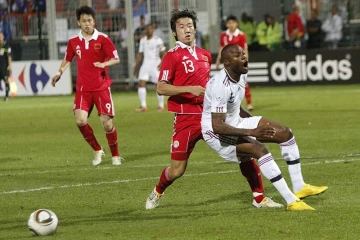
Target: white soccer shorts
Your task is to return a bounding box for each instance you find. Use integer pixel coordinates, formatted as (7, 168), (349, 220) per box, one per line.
(138, 64), (160, 83)
(202, 116), (262, 163)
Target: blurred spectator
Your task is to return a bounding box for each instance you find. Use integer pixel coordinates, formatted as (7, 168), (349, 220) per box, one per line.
(266, 15), (282, 51)
(119, 20), (127, 48)
(195, 30), (203, 48)
(321, 5), (343, 49)
(12, 0), (27, 13)
(306, 9), (322, 49)
(239, 13), (257, 51)
(0, 18), (10, 42)
(153, 21), (164, 41)
(256, 14), (270, 51)
(134, 14), (146, 54)
(286, 4), (305, 49)
(0, 0), (8, 14)
(33, 0), (46, 13)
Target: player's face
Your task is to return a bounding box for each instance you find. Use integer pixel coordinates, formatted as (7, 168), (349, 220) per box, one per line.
(146, 25), (154, 37)
(78, 14), (95, 36)
(226, 20), (238, 32)
(174, 17), (196, 46)
(229, 46), (248, 74)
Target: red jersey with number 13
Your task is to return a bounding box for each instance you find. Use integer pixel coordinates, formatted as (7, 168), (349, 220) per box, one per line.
(159, 41), (212, 114)
(65, 29), (119, 92)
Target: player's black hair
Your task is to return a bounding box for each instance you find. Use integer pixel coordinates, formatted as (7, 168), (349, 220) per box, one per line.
(170, 9), (198, 40)
(221, 44), (242, 63)
(226, 15), (238, 22)
(76, 6), (96, 21)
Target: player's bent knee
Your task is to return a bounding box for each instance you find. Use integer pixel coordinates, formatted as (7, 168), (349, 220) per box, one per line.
(75, 118), (87, 126)
(254, 143), (269, 158)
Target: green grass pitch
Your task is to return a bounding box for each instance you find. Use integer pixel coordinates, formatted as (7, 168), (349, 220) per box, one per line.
(0, 84), (359, 239)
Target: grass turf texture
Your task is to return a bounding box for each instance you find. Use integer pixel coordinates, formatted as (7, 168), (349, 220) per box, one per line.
(0, 84), (359, 239)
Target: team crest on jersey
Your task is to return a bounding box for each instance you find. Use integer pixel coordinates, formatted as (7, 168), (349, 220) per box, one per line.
(202, 55), (208, 62)
(173, 140), (179, 148)
(94, 43), (101, 49)
(228, 92), (235, 103)
(76, 49), (81, 59)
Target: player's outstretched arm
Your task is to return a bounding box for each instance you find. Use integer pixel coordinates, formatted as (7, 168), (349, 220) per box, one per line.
(157, 81), (205, 97)
(51, 60), (70, 87)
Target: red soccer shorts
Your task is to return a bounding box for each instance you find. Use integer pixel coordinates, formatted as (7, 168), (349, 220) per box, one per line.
(171, 114), (203, 161)
(73, 88), (115, 117)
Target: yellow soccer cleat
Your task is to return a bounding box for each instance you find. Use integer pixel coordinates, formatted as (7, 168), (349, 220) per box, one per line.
(294, 184), (328, 199)
(286, 200), (315, 211)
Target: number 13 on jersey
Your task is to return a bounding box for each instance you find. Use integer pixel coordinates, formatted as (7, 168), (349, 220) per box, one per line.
(182, 60), (194, 73)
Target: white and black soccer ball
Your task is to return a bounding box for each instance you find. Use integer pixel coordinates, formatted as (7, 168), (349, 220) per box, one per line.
(28, 209), (58, 236)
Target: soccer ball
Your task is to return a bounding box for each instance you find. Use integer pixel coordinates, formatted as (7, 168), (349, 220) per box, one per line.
(28, 209), (58, 236)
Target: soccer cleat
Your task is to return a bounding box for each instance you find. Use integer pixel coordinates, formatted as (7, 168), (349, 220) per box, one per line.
(247, 104), (254, 111)
(112, 156), (123, 166)
(157, 107), (164, 112)
(135, 106), (148, 112)
(252, 197), (284, 208)
(145, 187), (163, 209)
(92, 148), (105, 166)
(286, 199), (315, 211)
(294, 184), (328, 199)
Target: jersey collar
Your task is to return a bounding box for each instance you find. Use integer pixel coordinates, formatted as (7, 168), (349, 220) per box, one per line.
(226, 28), (241, 37)
(78, 29), (99, 41)
(175, 41), (198, 60)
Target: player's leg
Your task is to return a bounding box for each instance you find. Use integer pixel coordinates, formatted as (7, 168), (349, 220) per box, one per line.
(95, 88), (122, 165)
(245, 82), (253, 111)
(152, 68), (164, 111)
(136, 65), (149, 112)
(257, 117), (328, 197)
(146, 115), (202, 209)
(236, 137), (314, 210)
(203, 129), (280, 208)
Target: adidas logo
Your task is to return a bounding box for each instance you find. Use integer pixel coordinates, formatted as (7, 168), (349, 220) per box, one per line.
(76, 45), (80, 50)
(182, 56), (189, 60)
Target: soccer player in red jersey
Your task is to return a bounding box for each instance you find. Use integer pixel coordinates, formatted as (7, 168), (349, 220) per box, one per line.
(215, 15), (253, 111)
(145, 9), (273, 210)
(51, 6), (123, 166)
(145, 9), (212, 209)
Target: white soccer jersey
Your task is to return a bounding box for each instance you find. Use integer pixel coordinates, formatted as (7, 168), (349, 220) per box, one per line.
(138, 35), (165, 65)
(201, 69), (247, 130)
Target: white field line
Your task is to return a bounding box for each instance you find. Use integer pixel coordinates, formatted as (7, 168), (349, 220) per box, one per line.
(0, 154), (359, 177)
(0, 158), (359, 195)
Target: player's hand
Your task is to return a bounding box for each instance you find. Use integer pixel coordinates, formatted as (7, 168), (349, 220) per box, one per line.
(93, 62), (105, 68)
(249, 123), (276, 138)
(189, 86), (205, 97)
(51, 75), (60, 87)
(133, 69), (139, 78)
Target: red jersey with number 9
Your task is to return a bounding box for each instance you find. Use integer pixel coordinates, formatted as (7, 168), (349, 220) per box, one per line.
(159, 41), (212, 114)
(65, 29), (119, 92)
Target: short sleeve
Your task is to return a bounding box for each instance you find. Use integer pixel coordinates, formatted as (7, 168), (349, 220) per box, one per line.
(158, 52), (175, 84)
(104, 36), (119, 59)
(210, 81), (228, 113)
(138, 38), (144, 53)
(157, 38), (166, 51)
(64, 40), (75, 62)
(219, 32), (225, 47)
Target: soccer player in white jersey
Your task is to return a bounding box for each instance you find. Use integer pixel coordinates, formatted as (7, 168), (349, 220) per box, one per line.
(201, 44), (328, 210)
(134, 23), (166, 112)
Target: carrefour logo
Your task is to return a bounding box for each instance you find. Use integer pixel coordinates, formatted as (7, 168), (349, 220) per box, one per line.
(18, 63), (50, 93)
